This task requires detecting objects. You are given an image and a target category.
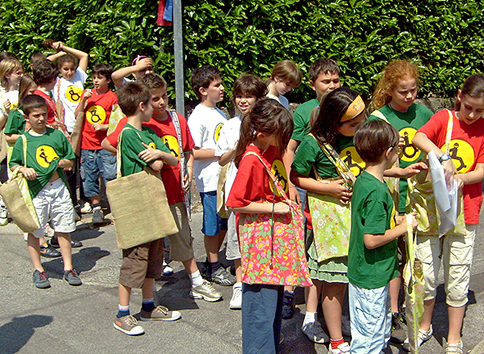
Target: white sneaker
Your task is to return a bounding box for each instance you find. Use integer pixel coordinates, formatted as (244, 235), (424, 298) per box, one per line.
(92, 206), (104, 224)
(162, 260), (173, 276)
(0, 205), (8, 226)
(404, 325), (433, 348)
(329, 342), (351, 354)
(229, 284), (242, 309)
(190, 280), (222, 302)
(80, 202), (92, 214)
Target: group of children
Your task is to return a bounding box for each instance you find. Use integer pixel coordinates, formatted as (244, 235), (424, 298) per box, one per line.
(0, 46), (483, 354)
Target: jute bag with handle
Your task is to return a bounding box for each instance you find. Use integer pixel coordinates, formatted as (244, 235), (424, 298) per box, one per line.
(106, 128), (178, 249)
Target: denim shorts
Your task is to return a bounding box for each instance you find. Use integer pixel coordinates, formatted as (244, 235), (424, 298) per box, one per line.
(80, 149), (117, 198)
(200, 191), (227, 236)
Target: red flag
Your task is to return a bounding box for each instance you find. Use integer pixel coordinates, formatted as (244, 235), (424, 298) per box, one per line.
(157, 0), (173, 26)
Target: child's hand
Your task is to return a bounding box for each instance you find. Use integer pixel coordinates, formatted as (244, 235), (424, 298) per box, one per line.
(135, 57), (153, 70)
(20, 167), (38, 180)
(442, 159), (457, 188)
(328, 179), (352, 205)
(138, 143), (161, 163)
(273, 201), (291, 214)
(92, 123), (107, 131)
(3, 99), (11, 112)
(183, 173), (191, 192)
(454, 175), (465, 189)
(83, 89), (93, 99)
(400, 161), (428, 178)
(289, 185), (301, 204)
(50, 41), (63, 50)
(406, 212), (418, 230)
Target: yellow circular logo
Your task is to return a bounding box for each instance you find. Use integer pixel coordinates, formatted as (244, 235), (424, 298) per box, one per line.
(270, 159), (288, 197)
(162, 135), (180, 159)
(86, 105), (106, 125)
(399, 127), (420, 163)
(66, 86), (83, 103)
(214, 123), (224, 143)
(441, 139), (474, 174)
(148, 142), (156, 149)
(340, 146), (365, 177)
(36, 145), (59, 168)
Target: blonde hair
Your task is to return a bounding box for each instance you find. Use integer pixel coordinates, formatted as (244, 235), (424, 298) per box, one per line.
(268, 60), (302, 88)
(369, 60), (419, 111)
(0, 58), (23, 89)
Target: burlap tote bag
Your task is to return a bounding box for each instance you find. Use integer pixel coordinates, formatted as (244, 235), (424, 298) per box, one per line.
(106, 128), (178, 249)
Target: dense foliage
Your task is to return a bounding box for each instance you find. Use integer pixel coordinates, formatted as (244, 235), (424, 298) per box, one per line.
(1, 0), (483, 106)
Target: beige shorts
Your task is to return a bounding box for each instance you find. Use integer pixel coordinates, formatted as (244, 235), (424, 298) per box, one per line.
(416, 224), (477, 307)
(31, 178), (76, 238)
(119, 238), (164, 289)
(166, 203), (194, 262)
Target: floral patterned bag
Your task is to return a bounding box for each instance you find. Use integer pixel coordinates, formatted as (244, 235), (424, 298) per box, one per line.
(239, 152), (312, 287)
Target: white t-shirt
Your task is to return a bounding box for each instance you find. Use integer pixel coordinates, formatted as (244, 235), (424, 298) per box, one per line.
(215, 116), (241, 203)
(4, 90), (19, 111)
(188, 104), (227, 192)
(52, 67), (88, 132)
(267, 93), (289, 110)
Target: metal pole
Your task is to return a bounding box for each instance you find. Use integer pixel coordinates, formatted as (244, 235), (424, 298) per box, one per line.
(173, 0), (185, 117)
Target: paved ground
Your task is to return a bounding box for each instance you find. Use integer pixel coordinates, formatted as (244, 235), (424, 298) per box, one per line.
(1, 208), (483, 354)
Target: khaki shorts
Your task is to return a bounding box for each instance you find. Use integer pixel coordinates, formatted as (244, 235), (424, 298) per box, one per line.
(167, 203), (194, 262)
(119, 238), (164, 289)
(416, 224), (476, 307)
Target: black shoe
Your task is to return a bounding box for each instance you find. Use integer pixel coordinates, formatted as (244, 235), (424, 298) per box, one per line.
(281, 290), (295, 319)
(40, 244), (62, 258)
(390, 312), (406, 344)
(50, 236), (83, 248)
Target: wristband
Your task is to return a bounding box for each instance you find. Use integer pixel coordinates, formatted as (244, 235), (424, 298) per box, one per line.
(438, 153), (451, 163)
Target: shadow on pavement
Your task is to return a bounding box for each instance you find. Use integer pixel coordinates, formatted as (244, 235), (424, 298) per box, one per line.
(0, 314), (53, 354)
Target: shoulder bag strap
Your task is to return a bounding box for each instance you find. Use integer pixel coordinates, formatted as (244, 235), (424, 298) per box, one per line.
(444, 109), (454, 155)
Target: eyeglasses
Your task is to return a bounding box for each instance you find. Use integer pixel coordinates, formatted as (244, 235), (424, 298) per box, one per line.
(390, 145), (403, 157)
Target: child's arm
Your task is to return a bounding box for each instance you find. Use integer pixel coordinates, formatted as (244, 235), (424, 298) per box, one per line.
(101, 137), (117, 155)
(50, 41), (89, 72)
(291, 171), (351, 205)
(111, 57), (153, 87)
(11, 165), (37, 180)
(218, 147), (235, 166)
(454, 163), (484, 188)
(228, 201), (291, 214)
(284, 139), (301, 203)
(46, 51), (67, 62)
(193, 147), (216, 160)
(58, 159), (74, 169)
(74, 89), (92, 116)
(384, 161), (428, 178)
(92, 123), (109, 131)
(184, 151), (194, 192)
(364, 213), (417, 249)
(5, 134), (21, 144)
(138, 142), (178, 166)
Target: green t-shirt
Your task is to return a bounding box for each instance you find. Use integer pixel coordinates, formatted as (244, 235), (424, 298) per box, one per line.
(9, 128), (75, 198)
(5, 108), (26, 143)
(348, 171), (398, 289)
(292, 134), (364, 179)
(368, 103), (433, 212)
(119, 124), (171, 177)
(291, 98), (319, 142)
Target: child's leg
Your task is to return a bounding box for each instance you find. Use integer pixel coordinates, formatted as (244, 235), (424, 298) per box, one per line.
(28, 233), (43, 271)
(443, 225), (476, 344)
(322, 281), (346, 340)
(119, 283), (131, 308)
(56, 232), (73, 270)
(305, 279), (323, 314)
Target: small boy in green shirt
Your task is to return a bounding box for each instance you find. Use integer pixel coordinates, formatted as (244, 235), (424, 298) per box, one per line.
(348, 119), (417, 353)
(112, 82), (179, 336)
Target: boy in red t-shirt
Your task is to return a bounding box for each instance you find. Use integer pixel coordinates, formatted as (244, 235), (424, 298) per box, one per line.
(32, 59), (59, 126)
(75, 63), (118, 224)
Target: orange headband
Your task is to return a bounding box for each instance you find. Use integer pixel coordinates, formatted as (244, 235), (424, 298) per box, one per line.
(341, 95), (365, 122)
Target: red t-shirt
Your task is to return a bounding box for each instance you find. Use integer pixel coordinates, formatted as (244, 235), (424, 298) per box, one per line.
(144, 112), (195, 205)
(226, 144), (288, 208)
(418, 109), (484, 224)
(106, 116), (128, 148)
(81, 89), (117, 150)
(34, 90), (57, 125)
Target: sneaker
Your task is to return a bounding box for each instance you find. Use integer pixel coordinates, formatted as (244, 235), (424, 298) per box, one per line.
(92, 206), (104, 224)
(33, 270), (51, 289)
(0, 206), (8, 226)
(445, 340), (463, 354)
(281, 290), (295, 319)
(390, 312), (406, 344)
(40, 243), (62, 258)
(301, 321), (330, 344)
(210, 266), (236, 286)
(162, 260), (173, 276)
(80, 202), (92, 214)
(50, 236), (83, 248)
(229, 284), (242, 309)
(404, 325), (433, 348)
(190, 280), (223, 302)
(113, 315), (145, 335)
(329, 342), (351, 354)
(140, 305), (181, 321)
(63, 269), (82, 286)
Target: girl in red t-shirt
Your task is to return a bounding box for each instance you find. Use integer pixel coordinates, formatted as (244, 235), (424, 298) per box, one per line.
(226, 98), (294, 354)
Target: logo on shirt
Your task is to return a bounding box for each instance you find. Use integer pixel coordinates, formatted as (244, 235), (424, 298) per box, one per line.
(214, 123), (224, 143)
(86, 105), (106, 125)
(441, 139), (474, 174)
(162, 135), (180, 159)
(340, 146), (365, 177)
(36, 145), (59, 168)
(66, 86), (82, 103)
(270, 159), (288, 197)
(399, 127), (420, 163)
(148, 142), (156, 149)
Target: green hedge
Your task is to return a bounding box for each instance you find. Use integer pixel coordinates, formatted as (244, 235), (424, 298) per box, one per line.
(1, 0), (484, 106)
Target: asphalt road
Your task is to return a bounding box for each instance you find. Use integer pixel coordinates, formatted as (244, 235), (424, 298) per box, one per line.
(1, 208), (483, 354)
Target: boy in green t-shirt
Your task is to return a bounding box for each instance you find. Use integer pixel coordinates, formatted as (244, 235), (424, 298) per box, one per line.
(348, 120), (417, 353)
(9, 94), (81, 289)
(112, 82), (180, 336)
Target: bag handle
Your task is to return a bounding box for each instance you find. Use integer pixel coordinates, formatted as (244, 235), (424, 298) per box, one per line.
(444, 109), (453, 154)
